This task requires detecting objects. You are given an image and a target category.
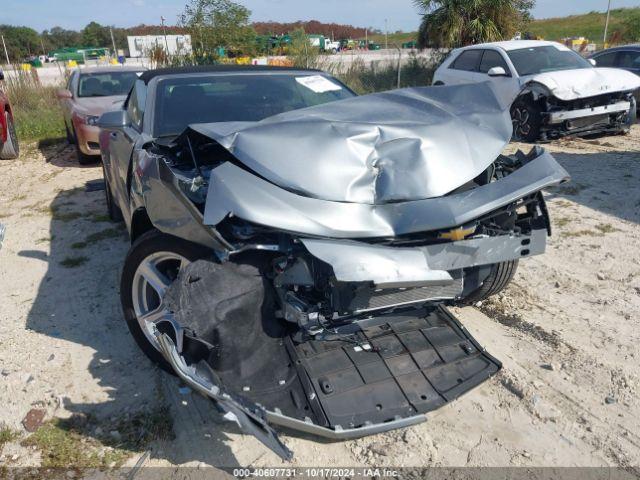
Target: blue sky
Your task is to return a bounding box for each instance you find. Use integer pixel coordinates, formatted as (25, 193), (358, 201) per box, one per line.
(2, 0), (638, 32)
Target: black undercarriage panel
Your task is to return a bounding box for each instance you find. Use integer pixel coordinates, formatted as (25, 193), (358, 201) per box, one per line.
(168, 260), (500, 434)
(217, 306), (501, 430)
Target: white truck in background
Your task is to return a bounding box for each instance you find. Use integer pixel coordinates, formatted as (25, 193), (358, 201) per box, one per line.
(308, 35), (341, 53)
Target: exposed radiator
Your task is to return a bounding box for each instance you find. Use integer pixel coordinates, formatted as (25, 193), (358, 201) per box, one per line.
(349, 277), (463, 313)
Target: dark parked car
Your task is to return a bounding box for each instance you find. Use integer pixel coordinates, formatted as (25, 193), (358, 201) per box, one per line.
(590, 44), (640, 75)
(0, 69), (19, 160)
(591, 44), (640, 110)
(98, 65), (569, 459)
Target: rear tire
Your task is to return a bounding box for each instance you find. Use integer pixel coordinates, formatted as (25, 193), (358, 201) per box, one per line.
(121, 230), (209, 373)
(511, 98), (542, 142)
(462, 260), (518, 305)
(0, 111), (19, 160)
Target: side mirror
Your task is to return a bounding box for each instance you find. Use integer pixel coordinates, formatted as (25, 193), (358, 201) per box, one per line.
(98, 110), (128, 129)
(56, 89), (73, 99)
(488, 66), (508, 77)
(589, 58), (597, 66)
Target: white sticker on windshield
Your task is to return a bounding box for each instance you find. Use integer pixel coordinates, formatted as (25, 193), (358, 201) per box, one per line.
(553, 44), (572, 52)
(296, 75), (343, 93)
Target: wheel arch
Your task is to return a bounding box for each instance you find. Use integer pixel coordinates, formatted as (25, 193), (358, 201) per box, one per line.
(130, 207), (155, 243)
(517, 81), (551, 105)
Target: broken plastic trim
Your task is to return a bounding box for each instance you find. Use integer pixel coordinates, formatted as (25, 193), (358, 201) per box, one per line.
(154, 329), (431, 453)
(154, 330), (294, 461)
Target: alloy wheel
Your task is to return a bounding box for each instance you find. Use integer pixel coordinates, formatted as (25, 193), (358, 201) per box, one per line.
(131, 251), (189, 353)
(512, 107), (531, 139)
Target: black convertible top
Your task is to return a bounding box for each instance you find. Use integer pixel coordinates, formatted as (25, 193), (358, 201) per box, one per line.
(139, 64), (321, 84)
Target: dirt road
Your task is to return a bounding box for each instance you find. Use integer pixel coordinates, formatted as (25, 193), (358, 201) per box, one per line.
(0, 130), (639, 470)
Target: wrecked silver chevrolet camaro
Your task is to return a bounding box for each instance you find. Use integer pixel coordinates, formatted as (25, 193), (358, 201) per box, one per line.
(98, 66), (569, 459)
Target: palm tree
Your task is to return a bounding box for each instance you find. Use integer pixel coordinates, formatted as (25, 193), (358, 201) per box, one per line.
(414, 0), (533, 48)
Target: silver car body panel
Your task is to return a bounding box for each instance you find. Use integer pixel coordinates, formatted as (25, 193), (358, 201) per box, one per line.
(300, 229), (546, 286)
(203, 148), (568, 239)
(191, 82), (513, 205)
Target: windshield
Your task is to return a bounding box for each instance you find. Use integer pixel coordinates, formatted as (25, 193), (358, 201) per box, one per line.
(507, 46), (592, 76)
(78, 71), (141, 98)
(154, 73), (355, 137)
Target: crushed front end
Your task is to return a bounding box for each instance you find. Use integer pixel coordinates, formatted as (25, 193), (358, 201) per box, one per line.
(134, 84), (570, 459)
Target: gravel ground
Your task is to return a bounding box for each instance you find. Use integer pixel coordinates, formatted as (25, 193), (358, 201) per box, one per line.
(0, 128), (639, 472)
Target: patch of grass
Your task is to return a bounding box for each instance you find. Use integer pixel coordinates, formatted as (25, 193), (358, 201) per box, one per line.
(561, 229), (600, 238)
(84, 227), (124, 244)
(71, 227), (124, 250)
(22, 407), (174, 469)
(595, 223), (620, 234)
(0, 426), (19, 448)
(60, 256), (88, 268)
(554, 217), (572, 228)
(90, 214), (111, 223)
(22, 421), (127, 469)
(35, 236), (52, 245)
(556, 183), (587, 196)
(53, 211), (83, 222)
(5, 69), (66, 143)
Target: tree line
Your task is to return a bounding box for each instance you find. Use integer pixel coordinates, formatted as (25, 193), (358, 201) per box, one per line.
(1, 0), (549, 63)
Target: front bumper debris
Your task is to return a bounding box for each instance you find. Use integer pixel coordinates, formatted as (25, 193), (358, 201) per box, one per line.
(154, 306), (501, 460)
(548, 101), (631, 124)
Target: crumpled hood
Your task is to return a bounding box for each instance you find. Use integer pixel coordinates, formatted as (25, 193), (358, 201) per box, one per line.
(74, 95), (126, 115)
(190, 82), (513, 205)
(526, 68), (640, 101)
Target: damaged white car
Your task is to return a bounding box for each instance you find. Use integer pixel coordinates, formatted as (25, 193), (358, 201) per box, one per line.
(433, 40), (640, 141)
(98, 66), (570, 459)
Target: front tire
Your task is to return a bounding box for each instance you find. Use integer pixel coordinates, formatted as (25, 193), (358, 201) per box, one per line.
(462, 260), (518, 305)
(0, 111), (19, 160)
(65, 120), (75, 144)
(511, 98), (542, 142)
(121, 230), (209, 372)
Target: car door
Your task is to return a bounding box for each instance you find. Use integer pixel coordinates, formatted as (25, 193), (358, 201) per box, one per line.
(616, 50), (640, 76)
(477, 49), (521, 105)
(442, 49), (484, 85)
(592, 50), (619, 68)
(109, 79), (146, 219)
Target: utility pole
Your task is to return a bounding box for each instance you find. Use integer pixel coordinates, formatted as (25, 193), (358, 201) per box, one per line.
(385, 19), (388, 50)
(161, 16), (170, 57)
(1, 35), (10, 66)
(109, 27), (117, 60)
(603, 0), (612, 45)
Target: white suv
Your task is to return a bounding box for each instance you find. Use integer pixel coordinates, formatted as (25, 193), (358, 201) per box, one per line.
(432, 40), (640, 141)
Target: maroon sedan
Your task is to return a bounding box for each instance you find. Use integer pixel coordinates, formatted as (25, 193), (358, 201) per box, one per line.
(0, 69), (19, 160)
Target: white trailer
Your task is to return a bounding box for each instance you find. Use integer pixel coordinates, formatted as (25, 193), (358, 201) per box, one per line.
(127, 35), (193, 58)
